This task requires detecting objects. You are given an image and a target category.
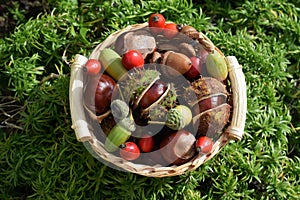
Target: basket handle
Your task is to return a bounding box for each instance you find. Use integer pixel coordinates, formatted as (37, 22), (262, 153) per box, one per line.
(69, 54), (93, 142)
(225, 56), (247, 141)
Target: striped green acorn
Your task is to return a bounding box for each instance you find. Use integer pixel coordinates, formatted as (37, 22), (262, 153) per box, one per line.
(99, 48), (127, 80)
(206, 50), (228, 81)
(105, 118), (136, 152)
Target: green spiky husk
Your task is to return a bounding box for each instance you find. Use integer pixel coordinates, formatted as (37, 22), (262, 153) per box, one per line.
(145, 83), (178, 122)
(119, 69), (161, 104)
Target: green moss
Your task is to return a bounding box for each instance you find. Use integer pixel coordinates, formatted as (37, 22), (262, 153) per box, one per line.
(0, 0), (299, 199)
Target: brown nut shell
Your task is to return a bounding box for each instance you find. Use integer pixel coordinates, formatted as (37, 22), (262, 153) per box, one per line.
(115, 29), (156, 58)
(157, 43), (179, 52)
(180, 25), (199, 39)
(161, 51), (192, 76)
(193, 103), (231, 138)
(150, 51), (162, 63)
(192, 94), (227, 114)
(185, 77), (228, 107)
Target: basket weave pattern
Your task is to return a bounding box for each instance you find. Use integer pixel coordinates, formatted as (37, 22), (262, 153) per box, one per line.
(69, 23), (247, 177)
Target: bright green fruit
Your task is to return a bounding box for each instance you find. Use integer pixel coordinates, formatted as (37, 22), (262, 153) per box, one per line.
(99, 48), (127, 80)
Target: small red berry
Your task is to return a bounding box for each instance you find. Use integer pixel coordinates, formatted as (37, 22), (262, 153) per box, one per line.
(163, 23), (178, 39)
(138, 134), (155, 153)
(148, 13), (166, 34)
(120, 142), (140, 161)
(195, 136), (213, 153)
(84, 59), (101, 75)
(122, 50), (144, 70)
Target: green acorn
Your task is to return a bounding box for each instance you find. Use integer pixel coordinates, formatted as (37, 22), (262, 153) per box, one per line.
(104, 117), (136, 152)
(206, 50), (228, 81)
(110, 99), (129, 120)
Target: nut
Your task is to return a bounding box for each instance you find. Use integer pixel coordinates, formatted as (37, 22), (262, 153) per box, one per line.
(180, 25), (199, 39)
(194, 104), (231, 138)
(160, 130), (196, 165)
(206, 50), (228, 81)
(161, 51), (192, 77)
(184, 77), (231, 138)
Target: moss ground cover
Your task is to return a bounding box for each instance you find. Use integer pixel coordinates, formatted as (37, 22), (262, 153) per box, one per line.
(0, 0), (299, 199)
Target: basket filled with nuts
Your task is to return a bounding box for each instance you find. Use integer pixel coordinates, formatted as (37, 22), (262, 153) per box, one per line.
(69, 13), (247, 177)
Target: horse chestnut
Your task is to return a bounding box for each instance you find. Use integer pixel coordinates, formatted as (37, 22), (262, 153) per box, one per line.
(139, 80), (168, 109)
(138, 133), (155, 152)
(95, 74), (117, 114)
(160, 130), (196, 165)
(84, 74), (116, 115)
(197, 95), (227, 113)
(184, 77), (231, 138)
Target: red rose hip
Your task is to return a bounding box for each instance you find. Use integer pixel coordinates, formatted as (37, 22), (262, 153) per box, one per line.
(122, 50), (144, 70)
(148, 13), (166, 34)
(120, 142), (141, 160)
(163, 23), (178, 39)
(196, 136), (213, 153)
(84, 59), (101, 75)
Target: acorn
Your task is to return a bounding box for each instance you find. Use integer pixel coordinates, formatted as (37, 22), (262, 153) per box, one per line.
(110, 99), (129, 120)
(161, 51), (192, 78)
(105, 117), (136, 152)
(184, 77), (231, 138)
(205, 50), (228, 81)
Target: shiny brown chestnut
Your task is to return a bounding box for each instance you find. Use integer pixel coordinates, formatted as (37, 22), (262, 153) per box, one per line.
(196, 95), (227, 113)
(160, 130), (196, 165)
(93, 74), (116, 115)
(139, 80), (168, 109)
(184, 77), (231, 138)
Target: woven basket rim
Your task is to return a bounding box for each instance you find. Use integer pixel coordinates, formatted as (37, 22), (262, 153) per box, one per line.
(69, 23), (247, 177)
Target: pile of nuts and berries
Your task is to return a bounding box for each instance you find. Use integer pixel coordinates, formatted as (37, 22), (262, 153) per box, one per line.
(83, 14), (231, 166)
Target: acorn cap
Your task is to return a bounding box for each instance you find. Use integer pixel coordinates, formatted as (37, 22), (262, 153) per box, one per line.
(110, 99), (129, 120)
(165, 108), (185, 130)
(118, 117), (136, 132)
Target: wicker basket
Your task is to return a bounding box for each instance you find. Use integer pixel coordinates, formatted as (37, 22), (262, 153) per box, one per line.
(69, 23), (247, 177)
